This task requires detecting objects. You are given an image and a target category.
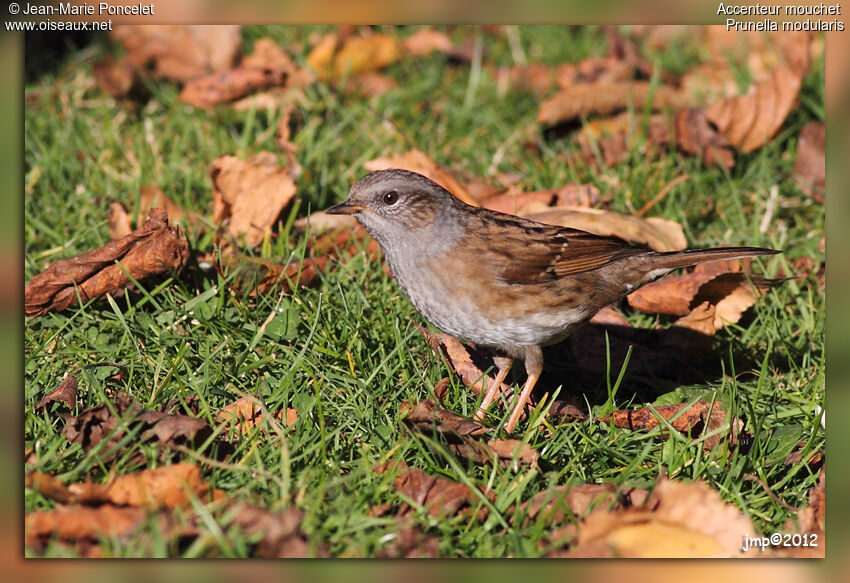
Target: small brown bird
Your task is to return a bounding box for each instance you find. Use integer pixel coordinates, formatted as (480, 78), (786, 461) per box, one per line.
(327, 169), (778, 433)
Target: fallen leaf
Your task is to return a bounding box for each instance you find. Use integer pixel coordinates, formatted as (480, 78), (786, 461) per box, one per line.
(600, 400), (739, 450)
(217, 395), (298, 434)
(240, 38), (297, 71)
(378, 462), (493, 520)
(60, 392), (211, 455)
(375, 519), (442, 558)
(417, 327), (510, 397)
(522, 483), (646, 527)
(25, 208), (189, 317)
(107, 201), (133, 240)
(217, 254), (327, 297)
(481, 183), (601, 215)
(26, 504), (147, 552)
(110, 25), (242, 82)
(92, 55), (142, 100)
(538, 82), (691, 126)
(294, 210), (358, 235)
(628, 269), (774, 329)
(226, 503), (315, 558)
(180, 67), (289, 108)
(307, 31), (403, 81)
(210, 152), (297, 248)
(402, 28), (453, 56)
(401, 400), (539, 467)
(572, 111), (673, 167)
(35, 375), (78, 410)
(705, 65), (804, 153)
(524, 206), (686, 252)
(793, 121), (825, 202)
(400, 399), (487, 438)
(492, 64), (560, 95)
(339, 71), (398, 98)
(562, 477), (757, 557)
(364, 150), (479, 206)
(795, 469), (824, 535)
(674, 108), (735, 169)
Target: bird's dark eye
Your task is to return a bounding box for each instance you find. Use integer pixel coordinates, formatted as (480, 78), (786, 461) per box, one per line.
(382, 190), (399, 205)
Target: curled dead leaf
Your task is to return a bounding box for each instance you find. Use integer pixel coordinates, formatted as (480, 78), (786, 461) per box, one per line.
(35, 375), (78, 410)
(25, 208), (189, 317)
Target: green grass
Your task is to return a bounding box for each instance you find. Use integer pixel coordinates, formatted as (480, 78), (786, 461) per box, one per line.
(24, 26), (824, 557)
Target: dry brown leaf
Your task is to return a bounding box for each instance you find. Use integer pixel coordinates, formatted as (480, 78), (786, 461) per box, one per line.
(240, 38), (296, 71)
(400, 399), (487, 438)
(524, 206), (687, 252)
(705, 65), (803, 153)
(110, 25), (241, 83)
(92, 55), (142, 100)
(403, 28), (453, 56)
(210, 152), (297, 248)
(401, 400), (539, 467)
(572, 111), (673, 167)
(589, 305), (631, 327)
(481, 184), (601, 215)
(417, 327), (509, 397)
(26, 504), (147, 552)
(522, 483), (647, 527)
(139, 186), (187, 224)
(35, 375), (78, 410)
(674, 108), (735, 169)
(217, 395), (298, 434)
(492, 64), (560, 95)
(375, 519), (442, 558)
(25, 209), (189, 317)
(107, 201), (134, 240)
(218, 254), (327, 297)
(793, 121), (825, 202)
(628, 269), (773, 330)
(378, 462), (493, 520)
(307, 31), (403, 81)
(60, 392), (211, 456)
(795, 470), (825, 535)
(563, 477), (757, 557)
(364, 150), (479, 207)
(600, 400), (739, 451)
(338, 71), (398, 98)
(180, 67), (289, 109)
(538, 82), (691, 126)
(226, 503), (315, 558)
(294, 210), (358, 235)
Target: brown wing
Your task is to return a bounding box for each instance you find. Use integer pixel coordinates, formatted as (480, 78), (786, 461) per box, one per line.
(477, 214), (648, 285)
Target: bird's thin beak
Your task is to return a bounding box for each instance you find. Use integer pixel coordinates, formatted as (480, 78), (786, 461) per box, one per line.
(325, 200), (364, 215)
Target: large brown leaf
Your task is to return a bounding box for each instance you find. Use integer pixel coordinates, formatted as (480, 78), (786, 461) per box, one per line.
(538, 82), (691, 126)
(110, 25), (241, 83)
(210, 152), (297, 248)
(25, 209), (189, 317)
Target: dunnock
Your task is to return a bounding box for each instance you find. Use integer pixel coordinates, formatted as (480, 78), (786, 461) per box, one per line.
(327, 169), (778, 433)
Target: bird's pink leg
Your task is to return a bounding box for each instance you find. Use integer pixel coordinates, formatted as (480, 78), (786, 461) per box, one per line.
(504, 346), (543, 433)
(474, 355), (513, 421)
